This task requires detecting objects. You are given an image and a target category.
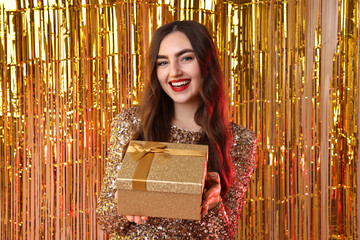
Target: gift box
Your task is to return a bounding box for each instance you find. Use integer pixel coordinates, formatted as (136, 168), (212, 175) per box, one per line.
(116, 140), (208, 220)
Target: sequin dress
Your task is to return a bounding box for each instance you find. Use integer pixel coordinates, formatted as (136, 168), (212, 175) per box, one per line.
(96, 107), (257, 239)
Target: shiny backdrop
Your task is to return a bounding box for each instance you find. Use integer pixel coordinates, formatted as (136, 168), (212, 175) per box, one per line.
(0, 0), (358, 239)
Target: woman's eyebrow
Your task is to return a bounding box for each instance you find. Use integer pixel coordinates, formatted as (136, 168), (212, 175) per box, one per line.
(157, 48), (194, 59)
(175, 49), (194, 57)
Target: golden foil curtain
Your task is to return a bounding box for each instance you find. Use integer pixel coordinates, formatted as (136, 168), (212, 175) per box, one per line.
(0, 0), (358, 239)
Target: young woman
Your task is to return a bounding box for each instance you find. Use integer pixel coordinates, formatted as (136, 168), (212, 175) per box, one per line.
(96, 20), (257, 239)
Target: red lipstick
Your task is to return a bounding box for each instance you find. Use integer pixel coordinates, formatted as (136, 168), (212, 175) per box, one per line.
(168, 79), (191, 92)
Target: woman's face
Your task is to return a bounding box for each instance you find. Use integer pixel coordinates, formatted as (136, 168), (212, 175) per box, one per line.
(156, 31), (202, 107)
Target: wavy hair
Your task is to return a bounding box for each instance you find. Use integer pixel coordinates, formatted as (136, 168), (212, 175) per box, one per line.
(138, 21), (234, 197)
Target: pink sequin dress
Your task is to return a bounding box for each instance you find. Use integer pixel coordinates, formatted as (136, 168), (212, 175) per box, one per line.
(96, 107), (257, 239)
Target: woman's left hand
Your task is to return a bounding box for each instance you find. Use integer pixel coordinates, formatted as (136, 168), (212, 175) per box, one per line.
(201, 172), (221, 215)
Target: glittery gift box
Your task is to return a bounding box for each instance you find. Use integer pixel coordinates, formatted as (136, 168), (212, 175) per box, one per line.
(116, 140), (208, 220)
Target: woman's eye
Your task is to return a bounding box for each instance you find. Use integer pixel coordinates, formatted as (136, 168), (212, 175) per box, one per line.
(182, 56), (193, 61)
(157, 61), (168, 66)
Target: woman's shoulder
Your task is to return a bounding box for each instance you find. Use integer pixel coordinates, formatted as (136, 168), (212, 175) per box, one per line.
(228, 122), (258, 171)
(110, 105), (141, 129)
(228, 122), (257, 147)
(230, 123), (258, 164)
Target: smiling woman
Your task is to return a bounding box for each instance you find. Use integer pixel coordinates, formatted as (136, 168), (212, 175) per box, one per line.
(96, 20), (257, 239)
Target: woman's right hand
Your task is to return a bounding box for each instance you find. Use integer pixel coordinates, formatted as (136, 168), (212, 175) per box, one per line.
(126, 215), (148, 224)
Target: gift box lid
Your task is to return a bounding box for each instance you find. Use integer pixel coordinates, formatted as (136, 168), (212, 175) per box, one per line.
(116, 140), (208, 195)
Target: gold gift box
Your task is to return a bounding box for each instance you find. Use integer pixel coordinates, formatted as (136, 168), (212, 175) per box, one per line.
(116, 140), (208, 220)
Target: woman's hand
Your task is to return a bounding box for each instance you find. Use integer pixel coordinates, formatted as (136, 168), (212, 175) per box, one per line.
(201, 172), (221, 215)
(126, 215), (148, 224)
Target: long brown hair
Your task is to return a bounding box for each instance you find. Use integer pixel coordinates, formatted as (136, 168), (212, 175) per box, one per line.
(139, 21), (233, 197)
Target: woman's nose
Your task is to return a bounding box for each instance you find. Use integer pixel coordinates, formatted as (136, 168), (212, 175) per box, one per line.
(169, 61), (182, 77)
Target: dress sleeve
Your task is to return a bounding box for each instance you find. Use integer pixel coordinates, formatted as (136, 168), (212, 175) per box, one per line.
(202, 124), (257, 239)
(96, 108), (140, 234)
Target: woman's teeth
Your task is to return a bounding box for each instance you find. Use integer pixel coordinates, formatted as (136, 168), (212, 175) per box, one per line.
(170, 80), (190, 87)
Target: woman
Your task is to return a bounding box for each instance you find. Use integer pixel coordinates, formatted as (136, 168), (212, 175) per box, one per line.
(96, 20), (257, 239)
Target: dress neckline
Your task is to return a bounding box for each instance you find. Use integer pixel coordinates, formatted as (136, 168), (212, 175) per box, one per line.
(171, 125), (203, 134)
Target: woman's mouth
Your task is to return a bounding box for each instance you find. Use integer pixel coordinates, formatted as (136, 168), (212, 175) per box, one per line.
(169, 79), (191, 92)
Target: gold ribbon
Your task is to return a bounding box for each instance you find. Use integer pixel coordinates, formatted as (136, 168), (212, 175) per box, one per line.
(127, 141), (207, 191)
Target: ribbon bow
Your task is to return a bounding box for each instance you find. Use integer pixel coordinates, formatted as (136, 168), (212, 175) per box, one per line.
(129, 142), (167, 162)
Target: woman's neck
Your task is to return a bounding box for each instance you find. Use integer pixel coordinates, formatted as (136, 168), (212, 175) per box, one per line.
(172, 102), (201, 132)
